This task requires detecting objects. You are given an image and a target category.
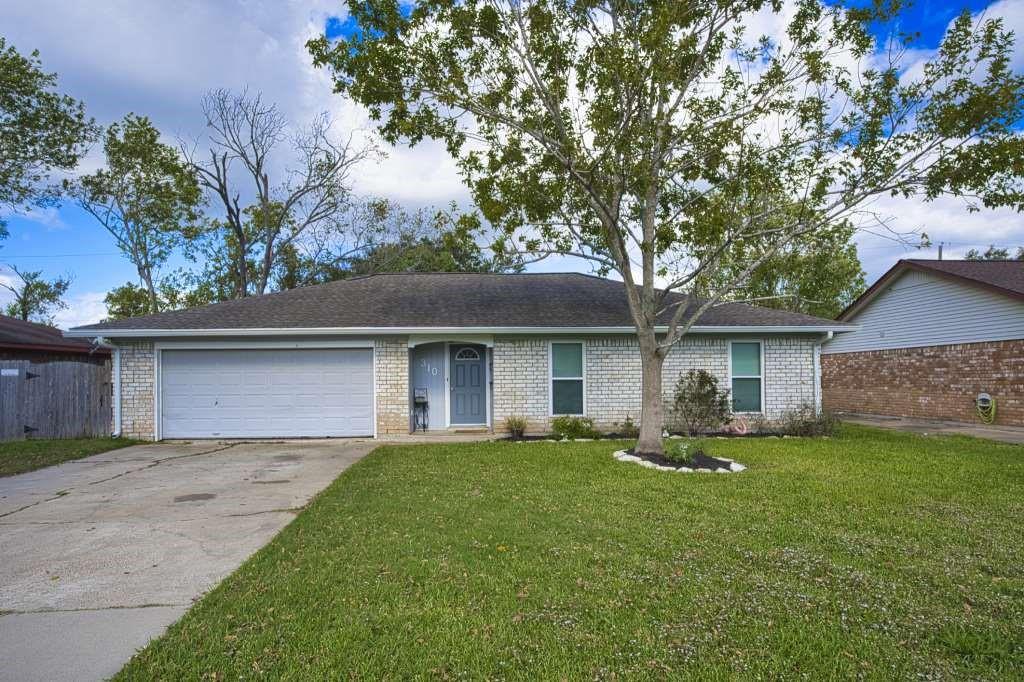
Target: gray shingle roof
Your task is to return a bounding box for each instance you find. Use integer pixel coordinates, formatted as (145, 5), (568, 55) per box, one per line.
(70, 273), (847, 334)
(904, 259), (1024, 297)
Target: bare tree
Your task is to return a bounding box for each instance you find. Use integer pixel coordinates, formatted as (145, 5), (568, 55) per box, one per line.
(185, 89), (376, 297)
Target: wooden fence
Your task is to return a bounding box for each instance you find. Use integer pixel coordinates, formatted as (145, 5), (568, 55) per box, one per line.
(0, 352), (112, 441)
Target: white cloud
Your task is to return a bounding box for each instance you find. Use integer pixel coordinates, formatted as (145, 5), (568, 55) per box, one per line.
(1, 0), (469, 207)
(2, 0), (1022, 297)
(51, 291), (109, 329)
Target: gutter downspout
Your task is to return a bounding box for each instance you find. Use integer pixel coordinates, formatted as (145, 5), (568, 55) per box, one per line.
(112, 346), (121, 437)
(813, 331), (833, 415)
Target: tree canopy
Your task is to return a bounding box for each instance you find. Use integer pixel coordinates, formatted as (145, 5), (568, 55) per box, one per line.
(965, 245), (1024, 260)
(311, 0), (1024, 454)
(69, 114), (202, 315)
(0, 265), (71, 323)
(0, 38), (98, 230)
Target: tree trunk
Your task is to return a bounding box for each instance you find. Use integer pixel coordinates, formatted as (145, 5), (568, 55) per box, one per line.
(139, 266), (159, 314)
(636, 331), (666, 455)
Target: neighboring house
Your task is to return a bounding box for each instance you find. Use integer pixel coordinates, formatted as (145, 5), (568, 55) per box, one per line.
(0, 314), (112, 440)
(65, 273), (853, 441)
(822, 259), (1024, 426)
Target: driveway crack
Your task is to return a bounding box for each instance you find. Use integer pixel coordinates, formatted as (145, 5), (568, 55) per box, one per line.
(0, 603), (188, 616)
(86, 442), (242, 486)
(0, 443), (243, 521)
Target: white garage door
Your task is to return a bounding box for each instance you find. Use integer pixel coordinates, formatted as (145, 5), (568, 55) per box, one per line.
(160, 348), (374, 438)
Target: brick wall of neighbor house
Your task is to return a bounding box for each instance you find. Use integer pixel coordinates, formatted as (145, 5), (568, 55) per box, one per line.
(822, 339), (1024, 426)
(374, 338), (410, 435)
(493, 335), (818, 434)
(117, 341), (155, 439)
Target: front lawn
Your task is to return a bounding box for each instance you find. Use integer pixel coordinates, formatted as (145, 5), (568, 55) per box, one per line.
(0, 437), (142, 478)
(118, 426), (1024, 679)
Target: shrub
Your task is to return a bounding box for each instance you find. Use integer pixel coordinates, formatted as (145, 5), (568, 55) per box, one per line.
(504, 415), (528, 439)
(665, 438), (709, 466)
(671, 369), (732, 436)
(617, 414), (639, 439)
(551, 415), (599, 440)
(777, 404), (838, 437)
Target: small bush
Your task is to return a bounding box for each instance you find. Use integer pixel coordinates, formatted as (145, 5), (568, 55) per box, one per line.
(671, 369), (732, 436)
(665, 439), (709, 466)
(551, 415), (599, 440)
(504, 415), (528, 439)
(617, 414), (639, 439)
(777, 404), (838, 437)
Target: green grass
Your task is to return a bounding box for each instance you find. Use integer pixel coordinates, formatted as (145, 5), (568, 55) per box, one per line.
(0, 437), (142, 477)
(118, 426), (1024, 680)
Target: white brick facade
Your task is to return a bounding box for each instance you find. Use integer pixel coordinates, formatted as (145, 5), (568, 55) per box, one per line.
(492, 335), (818, 434)
(374, 338), (409, 435)
(117, 342), (155, 440)
(114, 334), (818, 440)
(491, 338), (552, 434)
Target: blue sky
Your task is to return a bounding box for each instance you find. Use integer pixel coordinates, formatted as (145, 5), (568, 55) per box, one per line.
(2, 0), (1022, 328)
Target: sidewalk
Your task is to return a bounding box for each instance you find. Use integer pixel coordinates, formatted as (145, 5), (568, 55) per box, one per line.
(841, 413), (1024, 445)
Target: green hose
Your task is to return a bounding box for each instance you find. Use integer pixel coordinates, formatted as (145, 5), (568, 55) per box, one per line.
(977, 396), (997, 425)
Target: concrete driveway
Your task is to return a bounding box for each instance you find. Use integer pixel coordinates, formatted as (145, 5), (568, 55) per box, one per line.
(0, 439), (376, 682)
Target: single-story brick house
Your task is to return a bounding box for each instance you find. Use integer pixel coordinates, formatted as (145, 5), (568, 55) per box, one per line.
(822, 259), (1024, 426)
(65, 273), (853, 440)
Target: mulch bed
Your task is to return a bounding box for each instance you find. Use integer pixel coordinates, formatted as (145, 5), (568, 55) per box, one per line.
(624, 448), (734, 470)
(502, 431), (781, 443)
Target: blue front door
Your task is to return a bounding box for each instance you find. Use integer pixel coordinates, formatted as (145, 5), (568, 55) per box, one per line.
(449, 345), (486, 425)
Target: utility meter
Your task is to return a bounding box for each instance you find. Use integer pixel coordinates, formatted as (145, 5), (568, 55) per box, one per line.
(975, 392), (997, 425)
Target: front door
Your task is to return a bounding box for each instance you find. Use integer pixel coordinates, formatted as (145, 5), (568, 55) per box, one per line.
(449, 344), (486, 425)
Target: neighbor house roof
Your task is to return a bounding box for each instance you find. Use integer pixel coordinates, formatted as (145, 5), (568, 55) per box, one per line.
(0, 314), (109, 354)
(839, 259), (1024, 321)
(66, 273), (854, 337)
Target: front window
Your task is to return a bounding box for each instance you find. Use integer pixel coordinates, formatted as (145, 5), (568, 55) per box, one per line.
(730, 341), (762, 413)
(551, 342), (584, 415)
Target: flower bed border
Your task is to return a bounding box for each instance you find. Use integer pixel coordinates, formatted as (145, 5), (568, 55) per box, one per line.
(612, 449), (746, 474)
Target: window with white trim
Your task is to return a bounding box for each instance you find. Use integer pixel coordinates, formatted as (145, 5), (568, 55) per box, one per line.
(550, 342), (584, 415)
(730, 341), (762, 413)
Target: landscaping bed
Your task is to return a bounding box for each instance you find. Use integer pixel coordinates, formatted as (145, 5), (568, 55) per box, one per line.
(117, 425), (1024, 680)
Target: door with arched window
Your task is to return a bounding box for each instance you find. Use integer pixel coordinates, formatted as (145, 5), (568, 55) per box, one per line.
(449, 344), (486, 425)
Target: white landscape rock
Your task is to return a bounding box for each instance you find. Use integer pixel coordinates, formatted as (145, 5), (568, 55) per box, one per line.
(610, 450), (745, 474)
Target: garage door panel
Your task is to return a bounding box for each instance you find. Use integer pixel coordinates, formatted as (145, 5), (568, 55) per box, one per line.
(160, 348), (374, 438)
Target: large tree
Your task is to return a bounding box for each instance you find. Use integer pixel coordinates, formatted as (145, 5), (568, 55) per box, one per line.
(182, 197), (518, 300)
(0, 38), (98, 232)
(276, 199), (522, 286)
(185, 89), (375, 298)
(68, 114), (202, 314)
(311, 0), (1024, 454)
(700, 213), (866, 318)
(1, 265), (70, 323)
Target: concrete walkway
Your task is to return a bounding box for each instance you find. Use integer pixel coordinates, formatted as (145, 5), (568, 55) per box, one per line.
(842, 413), (1024, 445)
(0, 439), (376, 682)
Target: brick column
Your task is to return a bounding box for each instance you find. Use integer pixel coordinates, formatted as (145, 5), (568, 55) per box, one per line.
(375, 338), (410, 435)
(117, 341), (155, 440)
